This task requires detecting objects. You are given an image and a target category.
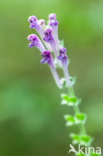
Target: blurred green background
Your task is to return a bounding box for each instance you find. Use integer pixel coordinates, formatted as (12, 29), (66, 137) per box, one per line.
(0, 0), (103, 156)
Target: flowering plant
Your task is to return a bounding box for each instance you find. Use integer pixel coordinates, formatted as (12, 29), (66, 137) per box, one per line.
(27, 13), (101, 156)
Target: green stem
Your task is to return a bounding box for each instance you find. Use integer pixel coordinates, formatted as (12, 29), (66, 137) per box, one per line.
(68, 86), (87, 135)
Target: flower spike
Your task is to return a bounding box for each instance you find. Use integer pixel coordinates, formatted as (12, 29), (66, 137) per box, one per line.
(48, 13), (59, 50)
(27, 34), (46, 52)
(40, 51), (62, 89)
(58, 47), (71, 86)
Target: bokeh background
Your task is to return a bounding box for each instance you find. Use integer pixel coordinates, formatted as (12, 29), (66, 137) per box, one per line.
(0, 0), (103, 156)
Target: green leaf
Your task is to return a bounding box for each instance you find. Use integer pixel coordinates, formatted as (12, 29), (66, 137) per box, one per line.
(68, 97), (78, 106)
(61, 94), (78, 106)
(80, 135), (91, 145)
(70, 133), (80, 144)
(64, 115), (75, 126)
(75, 113), (86, 123)
(61, 94), (69, 105)
(69, 97), (77, 103)
(61, 94), (69, 101)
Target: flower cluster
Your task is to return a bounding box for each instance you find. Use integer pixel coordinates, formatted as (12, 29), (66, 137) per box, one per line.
(27, 13), (70, 88)
(27, 14), (96, 156)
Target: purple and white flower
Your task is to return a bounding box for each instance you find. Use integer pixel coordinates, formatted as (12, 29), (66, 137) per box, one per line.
(48, 13), (59, 50)
(41, 51), (62, 88)
(28, 16), (44, 38)
(58, 47), (71, 86)
(43, 28), (58, 58)
(27, 34), (46, 52)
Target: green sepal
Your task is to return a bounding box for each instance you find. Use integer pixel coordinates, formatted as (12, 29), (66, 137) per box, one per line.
(64, 115), (75, 126)
(69, 76), (76, 86)
(75, 113), (86, 124)
(59, 39), (64, 47)
(60, 78), (66, 88)
(70, 133), (80, 144)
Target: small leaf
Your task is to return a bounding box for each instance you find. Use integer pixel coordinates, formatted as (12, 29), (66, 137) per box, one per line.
(75, 113), (86, 124)
(68, 97), (78, 106)
(80, 135), (91, 145)
(70, 133), (80, 144)
(64, 115), (75, 126)
(69, 97), (77, 103)
(61, 94), (69, 105)
(61, 94), (78, 106)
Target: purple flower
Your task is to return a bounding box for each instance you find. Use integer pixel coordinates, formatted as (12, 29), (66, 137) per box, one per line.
(28, 16), (37, 28)
(58, 47), (67, 64)
(27, 34), (46, 52)
(43, 29), (53, 42)
(40, 51), (62, 88)
(40, 50), (53, 66)
(48, 13), (56, 20)
(43, 29), (58, 57)
(28, 16), (44, 38)
(48, 13), (59, 50)
(58, 47), (71, 86)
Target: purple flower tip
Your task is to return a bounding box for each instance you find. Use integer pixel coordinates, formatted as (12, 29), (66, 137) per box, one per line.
(59, 47), (66, 54)
(40, 51), (53, 65)
(27, 34), (39, 48)
(48, 13), (56, 20)
(27, 34), (38, 41)
(43, 29), (53, 42)
(28, 16), (37, 28)
(48, 13), (58, 27)
(58, 47), (67, 63)
(44, 28), (52, 36)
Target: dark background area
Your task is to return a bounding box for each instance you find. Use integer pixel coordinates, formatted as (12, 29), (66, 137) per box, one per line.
(0, 0), (103, 156)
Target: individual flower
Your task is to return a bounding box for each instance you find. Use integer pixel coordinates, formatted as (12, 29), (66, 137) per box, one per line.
(41, 51), (62, 88)
(48, 13), (59, 50)
(27, 34), (46, 52)
(43, 28), (58, 58)
(58, 47), (71, 86)
(28, 16), (43, 38)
